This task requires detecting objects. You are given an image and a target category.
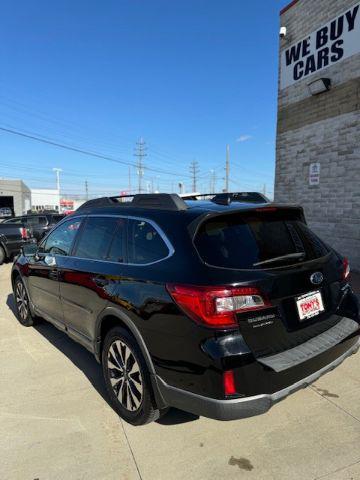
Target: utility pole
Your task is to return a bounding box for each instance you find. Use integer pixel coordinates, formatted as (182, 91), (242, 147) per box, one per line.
(262, 183), (267, 196)
(210, 170), (217, 193)
(134, 138), (147, 193)
(128, 167), (132, 194)
(190, 160), (200, 192)
(53, 168), (62, 192)
(85, 180), (89, 200)
(225, 145), (230, 193)
(53, 167), (62, 212)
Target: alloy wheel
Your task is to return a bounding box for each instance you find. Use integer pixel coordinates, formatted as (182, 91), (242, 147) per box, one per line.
(16, 282), (29, 321)
(107, 339), (143, 412)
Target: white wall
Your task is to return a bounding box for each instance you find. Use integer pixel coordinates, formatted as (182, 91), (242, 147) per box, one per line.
(31, 189), (60, 211)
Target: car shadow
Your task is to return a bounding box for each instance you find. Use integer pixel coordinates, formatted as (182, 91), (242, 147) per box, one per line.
(156, 408), (199, 425)
(6, 293), (199, 426)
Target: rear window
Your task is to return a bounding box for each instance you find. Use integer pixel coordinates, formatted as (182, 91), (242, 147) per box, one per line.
(128, 219), (169, 264)
(194, 211), (329, 269)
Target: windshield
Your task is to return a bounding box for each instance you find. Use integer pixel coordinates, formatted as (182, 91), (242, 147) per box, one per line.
(194, 210), (330, 269)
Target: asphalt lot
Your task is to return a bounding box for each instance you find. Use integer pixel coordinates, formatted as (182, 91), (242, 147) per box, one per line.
(0, 262), (360, 480)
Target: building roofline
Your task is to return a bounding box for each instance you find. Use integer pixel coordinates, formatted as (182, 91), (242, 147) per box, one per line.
(280, 0), (300, 15)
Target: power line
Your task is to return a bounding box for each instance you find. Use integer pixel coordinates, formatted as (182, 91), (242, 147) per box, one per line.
(0, 158), (274, 195)
(0, 92), (275, 186)
(0, 125), (193, 179)
(0, 94), (135, 151)
(0, 97), (193, 175)
(0, 185), (140, 197)
(0, 94), (195, 172)
(231, 161), (274, 179)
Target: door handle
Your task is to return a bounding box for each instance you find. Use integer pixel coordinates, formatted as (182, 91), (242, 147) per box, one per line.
(93, 277), (109, 287)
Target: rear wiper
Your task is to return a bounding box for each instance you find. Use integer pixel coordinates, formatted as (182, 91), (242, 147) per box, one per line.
(253, 252), (306, 267)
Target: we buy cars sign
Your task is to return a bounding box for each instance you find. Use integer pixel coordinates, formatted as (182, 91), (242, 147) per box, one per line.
(280, 3), (360, 89)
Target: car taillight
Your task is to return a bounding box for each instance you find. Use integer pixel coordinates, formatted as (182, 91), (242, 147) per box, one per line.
(166, 284), (269, 328)
(223, 370), (237, 396)
(342, 257), (350, 281)
(255, 207), (278, 212)
(20, 227), (28, 240)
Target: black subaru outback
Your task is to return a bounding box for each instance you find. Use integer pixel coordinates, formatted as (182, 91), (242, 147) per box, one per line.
(11, 193), (360, 425)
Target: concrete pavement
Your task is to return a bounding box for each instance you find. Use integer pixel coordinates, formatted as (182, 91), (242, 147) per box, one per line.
(0, 262), (360, 480)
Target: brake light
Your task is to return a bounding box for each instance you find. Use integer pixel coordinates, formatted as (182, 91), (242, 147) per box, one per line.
(223, 370), (237, 396)
(166, 284), (269, 328)
(255, 207), (278, 212)
(342, 257), (350, 281)
(20, 227), (28, 240)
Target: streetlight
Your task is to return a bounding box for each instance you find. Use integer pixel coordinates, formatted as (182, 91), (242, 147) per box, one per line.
(53, 168), (62, 211)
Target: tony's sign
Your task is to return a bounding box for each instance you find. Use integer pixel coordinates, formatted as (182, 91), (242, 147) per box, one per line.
(280, 3), (360, 89)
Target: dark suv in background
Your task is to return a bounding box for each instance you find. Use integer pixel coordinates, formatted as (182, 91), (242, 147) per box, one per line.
(4, 213), (65, 241)
(11, 193), (360, 425)
(0, 221), (32, 264)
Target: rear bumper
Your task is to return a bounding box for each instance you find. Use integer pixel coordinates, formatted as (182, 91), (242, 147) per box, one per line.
(157, 337), (360, 421)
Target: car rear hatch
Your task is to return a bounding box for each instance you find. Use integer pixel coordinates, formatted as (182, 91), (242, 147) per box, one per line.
(193, 206), (355, 359)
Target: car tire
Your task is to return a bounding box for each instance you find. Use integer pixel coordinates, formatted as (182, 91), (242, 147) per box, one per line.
(0, 245), (6, 265)
(14, 277), (38, 327)
(102, 326), (161, 426)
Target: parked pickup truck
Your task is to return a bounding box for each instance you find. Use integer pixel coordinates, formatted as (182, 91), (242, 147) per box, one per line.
(0, 223), (33, 265)
(3, 213), (65, 241)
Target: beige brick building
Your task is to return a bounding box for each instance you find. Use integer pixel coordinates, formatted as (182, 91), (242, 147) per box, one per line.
(275, 0), (360, 270)
(0, 179), (31, 216)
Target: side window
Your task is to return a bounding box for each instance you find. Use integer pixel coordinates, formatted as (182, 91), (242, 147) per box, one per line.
(43, 219), (82, 256)
(27, 216), (47, 226)
(128, 219), (169, 264)
(4, 218), (22, 224)
(74, 216), (126, 261)
(26, 217), (39, 225)
(107, 219), (126, 262)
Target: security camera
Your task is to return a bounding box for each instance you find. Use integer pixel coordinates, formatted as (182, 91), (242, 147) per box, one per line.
(279, 26), (287, 38)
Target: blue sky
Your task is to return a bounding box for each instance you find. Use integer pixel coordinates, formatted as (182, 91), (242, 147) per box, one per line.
(0, 0), (290, 198)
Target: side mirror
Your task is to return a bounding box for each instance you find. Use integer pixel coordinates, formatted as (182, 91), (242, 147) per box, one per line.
(44, 254), (57, 267)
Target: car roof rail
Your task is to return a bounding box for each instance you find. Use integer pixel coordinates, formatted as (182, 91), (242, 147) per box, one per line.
(76, 196), (125, 210)
(77, 193), (188, 212)
(131, 194), (188, 210)
(210, 192), (269, 205)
